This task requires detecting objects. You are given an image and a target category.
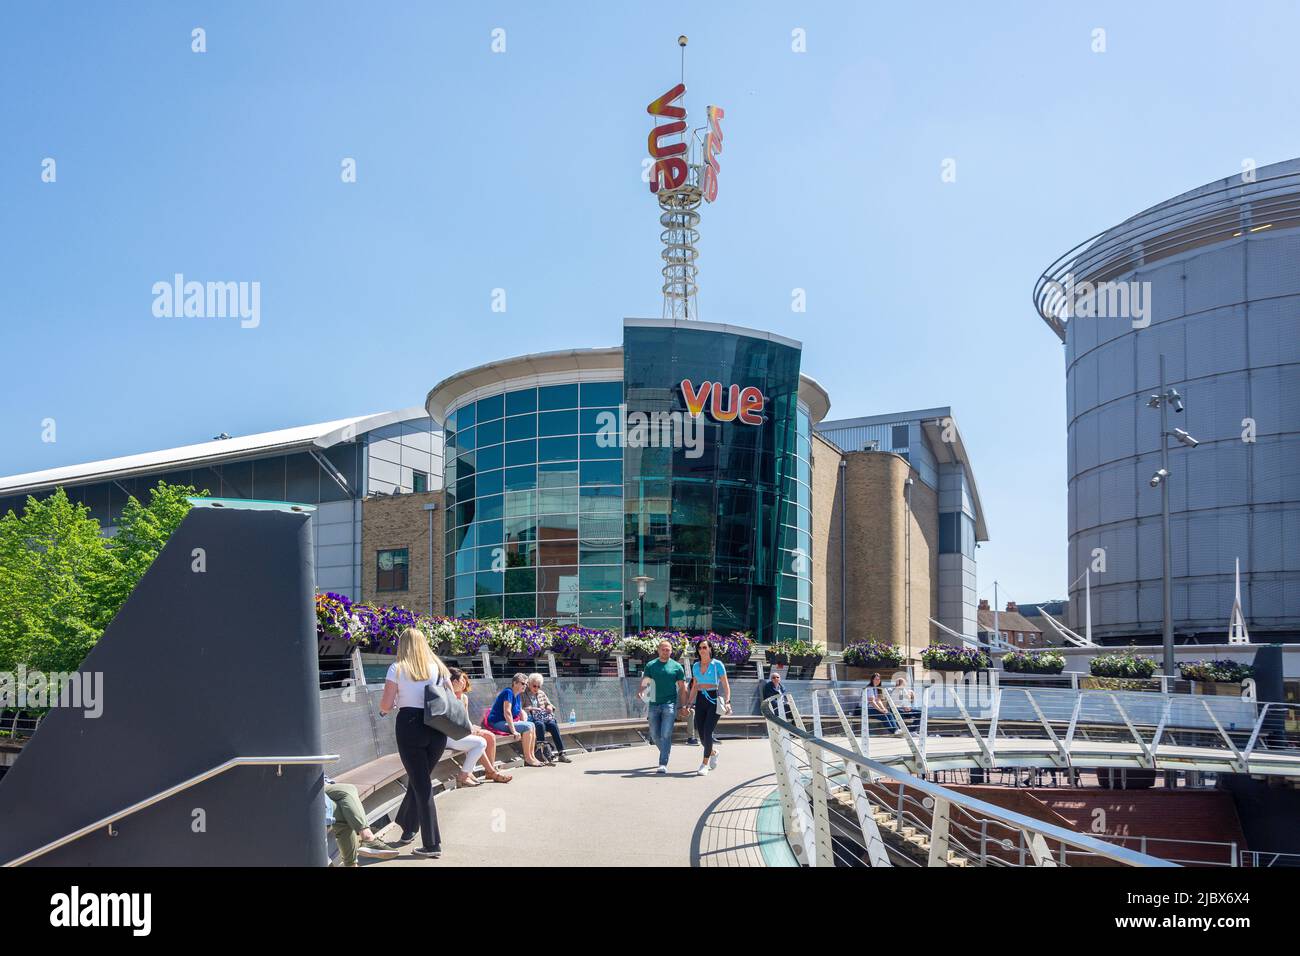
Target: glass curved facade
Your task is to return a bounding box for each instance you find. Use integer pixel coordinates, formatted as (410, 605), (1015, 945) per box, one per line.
(623, 322), (808, 642)
(440, 321), (812, 642)
(442, 380), (625, 631)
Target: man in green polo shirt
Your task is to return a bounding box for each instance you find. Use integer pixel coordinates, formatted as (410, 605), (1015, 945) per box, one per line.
(637, 639), (688, 773)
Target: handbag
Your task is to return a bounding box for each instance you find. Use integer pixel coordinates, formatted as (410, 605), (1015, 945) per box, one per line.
(424, 680), (472, 740)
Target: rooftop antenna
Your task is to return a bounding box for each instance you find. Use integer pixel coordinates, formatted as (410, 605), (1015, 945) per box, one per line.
(646, 35), (725, 321)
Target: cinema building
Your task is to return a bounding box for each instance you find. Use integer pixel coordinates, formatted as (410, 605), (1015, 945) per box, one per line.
(0, 317), (987, 654)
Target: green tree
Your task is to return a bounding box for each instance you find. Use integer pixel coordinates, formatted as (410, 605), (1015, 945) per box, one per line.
(0, 489), (116, 673)
(102, 481), (203, 612)
(0, 481), (202, 674)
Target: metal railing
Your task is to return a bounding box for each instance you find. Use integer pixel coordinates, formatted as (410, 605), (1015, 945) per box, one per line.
(763, 689), (1176, 867)
(818, 681), (1300, 778)
(3, 753), (338, 867)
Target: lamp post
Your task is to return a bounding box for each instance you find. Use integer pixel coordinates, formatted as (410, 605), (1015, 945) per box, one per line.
(1146, 354), (1198, 683)
(633, 575), (653, 635)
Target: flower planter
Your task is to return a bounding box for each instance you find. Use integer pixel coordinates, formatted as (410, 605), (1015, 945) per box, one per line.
(789, 654), (823, 670)
(844, 665), (902, 681)
(927, 661), (980, 673)
(765, 652), (789, 665)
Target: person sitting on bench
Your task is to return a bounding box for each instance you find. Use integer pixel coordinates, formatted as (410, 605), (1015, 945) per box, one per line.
(324, 777), (399, 866)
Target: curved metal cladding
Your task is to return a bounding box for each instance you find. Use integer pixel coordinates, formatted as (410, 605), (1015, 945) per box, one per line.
(622, 319), (807, 642)
(1039, 160), (1300, 641)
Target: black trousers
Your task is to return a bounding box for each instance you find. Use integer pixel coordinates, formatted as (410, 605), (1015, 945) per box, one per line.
(393, 708), (448, 851)
(531, 712), (566, 753)
(694, 695), (720, 759)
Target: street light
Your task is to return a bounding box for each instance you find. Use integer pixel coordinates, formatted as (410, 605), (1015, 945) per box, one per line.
(1146, 355), (1201, 682)
(633, 575), (653, 634)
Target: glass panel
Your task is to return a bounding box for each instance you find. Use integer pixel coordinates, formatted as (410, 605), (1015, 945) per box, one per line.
(579, 547), (623, 566)
(476, 417), (503, 448)
(539, 540), (579, 565)
(537, 512), (579, 536)
(475, 518), (503, 545)
(579, 592), (622, 616)
(580, 407), (617, 435)
(476, 393), (504, 423)
(505, 439), (536, 467)
(538, 461), (579, 486)
(504, 464), (537, 491)
(581, 381), (623, 407)
(580, 566), (623, 591)
(538, 410), (579, 437)
(504, 593), (536, 620)
(538, 486), (579, 514)
(538, 436), (578, 462)
(475, 595), (503, 619)
(505, 414), (536, 442)
(477, 494), (503, 522)
(476, 443), (503, 472)
(476, 569), (503, 595)
(580, 460), (622, 486)
(454, 403), (476, 430)
(505, 387), (537, 416)
(538, 564), (578, 591)
(537, 383), (579, 411)
(505, 567), (536, 594)
(476, 468), (503, 497)
(580, 433), (621, 460)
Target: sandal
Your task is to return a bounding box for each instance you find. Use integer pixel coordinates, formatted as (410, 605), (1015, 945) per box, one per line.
(488, 769), (513, 783)
(456, 773), (481, 787)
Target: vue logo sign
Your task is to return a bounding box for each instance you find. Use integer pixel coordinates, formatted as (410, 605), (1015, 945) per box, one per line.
(680, 379), (766, 425)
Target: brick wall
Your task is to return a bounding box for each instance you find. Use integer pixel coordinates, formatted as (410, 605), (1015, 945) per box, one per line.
(812, 445), (939, 655)
(360, 491), (444, 613)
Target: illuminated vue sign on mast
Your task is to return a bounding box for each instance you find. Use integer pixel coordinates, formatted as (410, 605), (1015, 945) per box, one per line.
(645, 36), (724, 319)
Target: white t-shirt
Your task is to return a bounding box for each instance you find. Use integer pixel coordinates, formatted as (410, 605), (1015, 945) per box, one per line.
(385, 663), (451, 709)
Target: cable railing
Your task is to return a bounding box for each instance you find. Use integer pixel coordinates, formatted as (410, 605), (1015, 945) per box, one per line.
(763, 688), (1176, 867)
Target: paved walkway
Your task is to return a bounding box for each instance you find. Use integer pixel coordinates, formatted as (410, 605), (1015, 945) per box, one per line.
(371, 737), (789, 867)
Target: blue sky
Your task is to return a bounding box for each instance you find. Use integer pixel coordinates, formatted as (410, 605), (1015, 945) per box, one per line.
(2, 1), (1298, 602)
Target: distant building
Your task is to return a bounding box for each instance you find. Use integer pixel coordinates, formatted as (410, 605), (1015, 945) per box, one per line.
(977, 600), (1044, 648)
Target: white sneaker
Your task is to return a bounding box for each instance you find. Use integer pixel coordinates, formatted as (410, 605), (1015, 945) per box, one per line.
(657, 765), (668, 775)
(708, 752), (718, 770)
(697, 764), (710, 776)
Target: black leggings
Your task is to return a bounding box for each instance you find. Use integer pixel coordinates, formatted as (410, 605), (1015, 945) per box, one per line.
(694, 695), (720, 759)
(394, 708), (448, 851)
(531, 713), (566, 753)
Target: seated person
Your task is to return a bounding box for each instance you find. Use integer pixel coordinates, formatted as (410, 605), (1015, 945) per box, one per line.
(761, 669), (788, 710)
(488, 673), (545, 768)
(448, 668), (511, 783)
(521, 673), (571, 764)
(325, 776), (399, 866)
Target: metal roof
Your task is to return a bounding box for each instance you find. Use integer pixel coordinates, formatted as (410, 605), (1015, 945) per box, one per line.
(0, 408), (430, 499)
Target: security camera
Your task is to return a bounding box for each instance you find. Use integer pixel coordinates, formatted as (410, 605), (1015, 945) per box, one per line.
(1149, 468), (1169, 488)
(1172, 427), (1199, 448)
(1168, 389), (1184, 413)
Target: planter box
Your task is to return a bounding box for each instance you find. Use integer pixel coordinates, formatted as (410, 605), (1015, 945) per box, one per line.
(789, 654), (823, 670)
(844, 665), (903, 682)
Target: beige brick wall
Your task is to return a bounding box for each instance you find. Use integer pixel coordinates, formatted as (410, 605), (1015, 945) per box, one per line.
(361, 491), (444, 613)
(810, 445), (938, 659)
(810, 433), (843, 650)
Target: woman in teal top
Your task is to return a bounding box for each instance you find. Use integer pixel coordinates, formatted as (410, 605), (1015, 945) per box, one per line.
(685, 639), (731, 776)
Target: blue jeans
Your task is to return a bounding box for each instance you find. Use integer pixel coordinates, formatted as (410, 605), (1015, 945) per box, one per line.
(491, 718), (535, 737)
(647, 701), (677, 767)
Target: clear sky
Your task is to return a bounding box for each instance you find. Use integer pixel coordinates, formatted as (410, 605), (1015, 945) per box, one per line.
(2, 1), (1298, 603)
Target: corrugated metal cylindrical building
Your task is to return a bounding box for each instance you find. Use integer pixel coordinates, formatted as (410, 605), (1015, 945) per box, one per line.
(1035, 159), (1300, 643)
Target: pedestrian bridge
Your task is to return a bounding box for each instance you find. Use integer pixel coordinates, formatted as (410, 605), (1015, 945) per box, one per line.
(362, 684), (1300, 869)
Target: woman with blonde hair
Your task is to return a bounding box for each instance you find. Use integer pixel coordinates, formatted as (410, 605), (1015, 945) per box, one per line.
(448, 667), (512, 783)
(379, 627), (453, 858)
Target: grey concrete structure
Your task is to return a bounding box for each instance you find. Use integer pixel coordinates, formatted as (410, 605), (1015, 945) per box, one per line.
(1035, 159), (1300, 642)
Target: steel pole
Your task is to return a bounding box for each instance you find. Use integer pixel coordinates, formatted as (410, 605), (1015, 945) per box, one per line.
(1159, 355), (1174, 678)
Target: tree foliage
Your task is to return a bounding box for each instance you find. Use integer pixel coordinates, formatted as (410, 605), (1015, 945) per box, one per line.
(0, 481), (201, 673)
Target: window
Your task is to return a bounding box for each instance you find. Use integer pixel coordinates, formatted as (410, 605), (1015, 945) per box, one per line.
(891, 424), (910, 449)
(412, 471), (428, 493)
(377, 548), (409, 591)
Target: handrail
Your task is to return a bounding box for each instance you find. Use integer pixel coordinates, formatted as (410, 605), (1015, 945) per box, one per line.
(764, 693), (1176, 867)
(3, 753), (338, 867)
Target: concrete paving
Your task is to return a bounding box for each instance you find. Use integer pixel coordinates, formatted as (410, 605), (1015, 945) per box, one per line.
(370, 736), (783, 867)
